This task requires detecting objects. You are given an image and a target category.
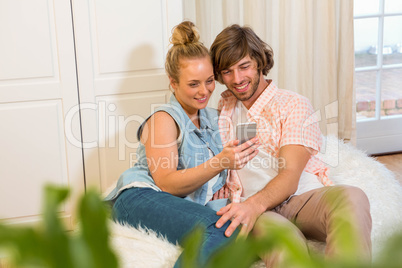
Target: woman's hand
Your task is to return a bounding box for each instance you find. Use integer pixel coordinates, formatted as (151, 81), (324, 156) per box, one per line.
(216, 137), (260, 170)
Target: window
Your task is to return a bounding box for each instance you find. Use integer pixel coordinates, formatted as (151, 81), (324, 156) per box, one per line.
(354, 0), (402, 120)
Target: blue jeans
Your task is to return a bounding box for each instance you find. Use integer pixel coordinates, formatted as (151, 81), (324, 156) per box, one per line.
(112, 187), (237, 267)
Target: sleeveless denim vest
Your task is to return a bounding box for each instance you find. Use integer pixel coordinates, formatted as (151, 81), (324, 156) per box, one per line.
(104, 94), (227, 205)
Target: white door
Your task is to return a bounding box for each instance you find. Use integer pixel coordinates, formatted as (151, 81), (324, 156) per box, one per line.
(0, 0), (84, 228)
(71, 0), (184, 192)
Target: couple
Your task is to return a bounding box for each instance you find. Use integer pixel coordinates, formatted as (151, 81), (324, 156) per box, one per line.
(105, 21), (372, 267)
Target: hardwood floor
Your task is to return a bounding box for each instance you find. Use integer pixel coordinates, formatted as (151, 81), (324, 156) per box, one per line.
(374, 153), (402, 185)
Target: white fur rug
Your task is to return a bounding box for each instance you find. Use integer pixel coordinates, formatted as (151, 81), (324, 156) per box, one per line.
(107, 136), (402, 267)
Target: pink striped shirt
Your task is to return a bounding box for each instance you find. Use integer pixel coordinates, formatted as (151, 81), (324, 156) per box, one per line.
(218, 80), (333, 203)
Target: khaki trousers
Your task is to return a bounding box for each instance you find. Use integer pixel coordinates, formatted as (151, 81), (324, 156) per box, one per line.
(270, 185), (372, 261)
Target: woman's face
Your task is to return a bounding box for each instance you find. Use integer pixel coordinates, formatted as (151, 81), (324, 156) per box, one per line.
(170, 56), (215, 117)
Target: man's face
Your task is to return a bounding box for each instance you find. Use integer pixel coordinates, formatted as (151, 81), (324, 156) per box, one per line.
(220, 55), (262, 102)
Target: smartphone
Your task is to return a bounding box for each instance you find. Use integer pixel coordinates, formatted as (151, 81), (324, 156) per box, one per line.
(236, 122), (257, 144)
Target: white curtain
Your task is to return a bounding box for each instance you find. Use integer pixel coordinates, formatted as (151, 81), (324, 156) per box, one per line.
(184, 0), (356, 141)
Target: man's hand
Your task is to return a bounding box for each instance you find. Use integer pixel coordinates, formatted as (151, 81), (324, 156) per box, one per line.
(215, 199), (265, 237)
(212, 183), (230, 200)
(215, 144), (312, 237)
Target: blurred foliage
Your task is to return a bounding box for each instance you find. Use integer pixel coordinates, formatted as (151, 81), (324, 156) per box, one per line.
(1, 185), (402, 268)
(181, 188), (402, 268)
(181, 220), (402, 268)
(0, 185), (118, 268)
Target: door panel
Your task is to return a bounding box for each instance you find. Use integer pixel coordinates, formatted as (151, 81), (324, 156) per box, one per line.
(96, 91), (170, 191)
(0, 0), (55, 80)
(71, 0), (183, 192)
(0, 0), (84, 227)
(93, 1), (166, 73)
(0, 101), (68, 219)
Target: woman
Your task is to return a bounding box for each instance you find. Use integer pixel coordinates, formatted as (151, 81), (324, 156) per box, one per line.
(104, 21), (259, 267)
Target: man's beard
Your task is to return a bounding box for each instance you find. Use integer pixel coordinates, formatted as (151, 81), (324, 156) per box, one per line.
(231, 71), (260, 102)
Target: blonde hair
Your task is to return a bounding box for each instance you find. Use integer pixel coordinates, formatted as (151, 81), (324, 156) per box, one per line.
(165, 21), (210, 84)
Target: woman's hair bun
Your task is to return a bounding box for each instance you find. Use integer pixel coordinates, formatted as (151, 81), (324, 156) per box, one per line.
(170, 21), (200, 46)
(165, 21), (208, 85)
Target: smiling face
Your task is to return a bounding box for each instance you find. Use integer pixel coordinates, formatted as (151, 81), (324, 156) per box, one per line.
(170, 56), (215, 118)
(220, 55), (268, 109)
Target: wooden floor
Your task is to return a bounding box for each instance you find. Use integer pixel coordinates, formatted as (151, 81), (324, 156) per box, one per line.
(374, 153), (402, 185)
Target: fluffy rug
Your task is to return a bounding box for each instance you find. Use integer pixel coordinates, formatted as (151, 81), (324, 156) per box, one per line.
(107, 136), (402, 267)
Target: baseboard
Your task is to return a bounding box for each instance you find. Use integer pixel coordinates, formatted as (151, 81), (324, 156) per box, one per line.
(371, 151), (402, 157)
(357, 134), (402, 155)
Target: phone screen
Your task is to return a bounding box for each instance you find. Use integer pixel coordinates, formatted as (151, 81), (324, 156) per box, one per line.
(236, 122), (257, 144)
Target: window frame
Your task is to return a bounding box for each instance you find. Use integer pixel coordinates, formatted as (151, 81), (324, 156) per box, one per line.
(354, 0), (402, 121)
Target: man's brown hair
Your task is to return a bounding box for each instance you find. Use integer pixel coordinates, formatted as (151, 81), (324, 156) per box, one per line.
(210, 24), (274, 84)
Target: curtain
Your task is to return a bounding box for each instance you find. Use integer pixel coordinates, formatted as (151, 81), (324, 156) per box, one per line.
(184, 0), (356, 142)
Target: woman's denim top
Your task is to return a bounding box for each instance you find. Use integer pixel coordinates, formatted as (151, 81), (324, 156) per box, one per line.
(104, 94), (227, 205)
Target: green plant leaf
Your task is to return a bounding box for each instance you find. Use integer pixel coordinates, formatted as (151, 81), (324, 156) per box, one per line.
(77, 188), (118, 268)
(0, 185), (118, 268)
(373, 231), (402, 268)
(41, 185), (73, 268)
(178, 226), (204, 268)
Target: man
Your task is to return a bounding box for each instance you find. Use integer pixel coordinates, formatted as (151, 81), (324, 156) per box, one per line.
(210, 24), (372, 263)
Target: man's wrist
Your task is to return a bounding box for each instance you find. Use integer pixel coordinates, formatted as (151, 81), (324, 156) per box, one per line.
(246, 195), (268, 214)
